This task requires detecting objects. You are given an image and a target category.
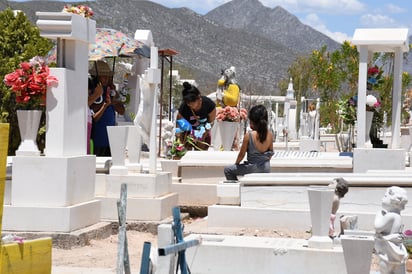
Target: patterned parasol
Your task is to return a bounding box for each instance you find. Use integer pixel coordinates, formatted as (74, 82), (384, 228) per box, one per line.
(46, 28), (150, 63)
(89, 28), (150, 60)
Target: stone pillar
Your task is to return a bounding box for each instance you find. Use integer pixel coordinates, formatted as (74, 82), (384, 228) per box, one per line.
(37, 12), (96, 156)
(356, 45), (368, 149)
(147, 46), (161, 173)
(392, 47), (403, 149)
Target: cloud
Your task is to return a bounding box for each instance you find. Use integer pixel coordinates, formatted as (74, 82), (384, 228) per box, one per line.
(260, 0), (365, 14)
(302, 13), (350, 43)
(385, 4), (407, 14)
(360, 14), (398, 28)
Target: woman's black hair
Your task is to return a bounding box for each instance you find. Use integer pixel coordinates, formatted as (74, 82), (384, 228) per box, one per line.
(248, 105), (268, 143)
(182, 82), (201, 103)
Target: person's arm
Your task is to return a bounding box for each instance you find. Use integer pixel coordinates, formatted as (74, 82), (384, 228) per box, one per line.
(88, 83), (103, 106)
(93, 92), (111, 122)
(235, 131), (249, 164)
(208, 108), (216, 123)
(268, 131), (274, 155)
(110, 87), (125, 115)
(113, 100), (125, 115)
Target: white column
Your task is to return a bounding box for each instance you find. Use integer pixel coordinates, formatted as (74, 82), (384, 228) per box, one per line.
(356, 45), (368, 148)
(147, 46), (161, 173)
(391, 47), (403, 149)
(37, 13), (96, 156)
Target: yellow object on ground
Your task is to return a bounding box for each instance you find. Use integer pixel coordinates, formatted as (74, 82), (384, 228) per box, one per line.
(0, 238), (52, 274)
(0, 124), (9, 233)
(222, 84), (240, 107)
(0, 124), (52, 274)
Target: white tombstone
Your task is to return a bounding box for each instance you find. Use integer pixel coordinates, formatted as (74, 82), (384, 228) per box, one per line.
(352, 28), (409, 172)
(98, 46), (178, 222)
(4, 12), (100, 232)
(284, 78), (297, 140)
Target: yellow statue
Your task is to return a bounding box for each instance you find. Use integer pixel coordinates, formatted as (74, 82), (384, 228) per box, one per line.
(216, 66), (240, 107)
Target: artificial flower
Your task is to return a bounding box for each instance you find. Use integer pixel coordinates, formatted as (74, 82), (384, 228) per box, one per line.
(366, 94), (381, 110)
(62, 5), (94, 18)
(404, 230), (412, 255)
(216, 106), (247, 122)
(337, 94), (381, 125)
(367, 65), (383, 91)
(167, 139), (187, 159)
(4, 56), (58, 110)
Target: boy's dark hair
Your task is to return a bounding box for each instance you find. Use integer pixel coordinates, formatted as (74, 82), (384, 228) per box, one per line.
(248, 105), (268, 143)
(182, 82), (200, 103)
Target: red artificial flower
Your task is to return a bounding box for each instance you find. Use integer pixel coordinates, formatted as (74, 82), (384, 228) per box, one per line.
(4, 56), (58, 109)
(368, 67), (379, 76)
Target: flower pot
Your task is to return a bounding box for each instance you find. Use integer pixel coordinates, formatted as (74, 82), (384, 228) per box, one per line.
(16, 110), (42, 156)
(107, 126), (128, 175)
(218, 121), (239, 151)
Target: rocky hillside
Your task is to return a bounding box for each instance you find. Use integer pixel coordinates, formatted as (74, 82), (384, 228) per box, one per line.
(205, 0), (340, 55)
(3, 0), (341, 94)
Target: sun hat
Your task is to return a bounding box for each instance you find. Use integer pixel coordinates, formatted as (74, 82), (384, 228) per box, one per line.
(89, 60), (113, 77)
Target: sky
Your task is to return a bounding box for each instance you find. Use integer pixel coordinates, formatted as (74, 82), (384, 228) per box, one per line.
(147, 0), (412, 43)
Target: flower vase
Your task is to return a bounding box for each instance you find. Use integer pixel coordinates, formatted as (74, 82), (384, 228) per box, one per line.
(218, 121), (239, 151)
(365, 111), (374, 147)
(16, 110), (42, 156)
(107, 126), (128, 175)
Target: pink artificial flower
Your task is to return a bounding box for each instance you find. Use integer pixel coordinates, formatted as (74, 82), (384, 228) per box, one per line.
(404, 230), (412, 236)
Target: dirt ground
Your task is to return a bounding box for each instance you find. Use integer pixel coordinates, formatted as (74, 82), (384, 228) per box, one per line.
(52, 230), (157, 271)
(52, 218), (307, 270)
(52, 216), (383, 272)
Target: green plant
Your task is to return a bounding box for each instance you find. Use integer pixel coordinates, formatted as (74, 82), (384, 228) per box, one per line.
(337, 96), (357, 126)
(167, 139), (187, 159)
(0, 8), (53, 155)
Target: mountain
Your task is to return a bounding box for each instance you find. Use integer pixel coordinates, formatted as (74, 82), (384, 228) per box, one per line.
(2, 0), (341, 95)
(205, 0), (340, 55)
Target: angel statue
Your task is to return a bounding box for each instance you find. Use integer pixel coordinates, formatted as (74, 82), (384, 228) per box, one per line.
(374, 186), (408, 274)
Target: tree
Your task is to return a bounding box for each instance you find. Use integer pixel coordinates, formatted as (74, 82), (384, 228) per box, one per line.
(0, 8), (52, 154)
(287, 56), (312, 131)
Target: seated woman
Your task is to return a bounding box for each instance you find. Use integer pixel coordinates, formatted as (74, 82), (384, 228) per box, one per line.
(176, 82), (216, 150)
(224, 105), (274, 181)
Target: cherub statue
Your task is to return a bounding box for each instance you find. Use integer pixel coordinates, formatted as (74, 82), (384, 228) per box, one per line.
(216, 66), (240, 107)
(375, 186), (408, 274)
(329, 177), (349, 237)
